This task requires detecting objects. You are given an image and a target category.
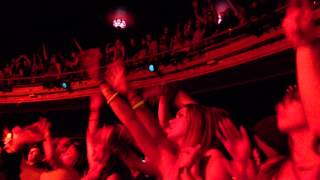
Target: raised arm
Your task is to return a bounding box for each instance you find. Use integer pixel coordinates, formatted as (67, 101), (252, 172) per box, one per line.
(26, 55), (31, 66)
(283, 0), (320, 135)
(37, 54), (43, 64)
(3, 118), (47, 153)
(100, 83), (160, 163)
(42, 43), (49, 61)
(296, 45), (320, 134)
(127, 91), (167, 142)
(73, 38), (83, 52)
(105, 62), (168, 143)
(145, 86), (197, 128)
(82, 50), (166, 165)
(86, 95), (102, 169)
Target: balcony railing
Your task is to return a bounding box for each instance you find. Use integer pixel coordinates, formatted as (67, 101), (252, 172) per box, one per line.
(1, 5), (320, 103)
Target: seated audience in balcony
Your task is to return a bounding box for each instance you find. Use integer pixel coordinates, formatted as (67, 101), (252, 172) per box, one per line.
(3, 64), (13, 78)
(127, 38), (140, 61)
(204, 10), (218, 37)
(0, 0), (287, 82)
(31, 54), (45, 77)
(0, 69), (4, 78)
(193, 1), (208, 25)
(14, 55), (32, 77)
(146, 34), (158, 58)
(46, 55), (62, 78)
(61, 51), (80, 72)
(171, 35), (183, 53)
(106, 39), (126, 62)
(192, 20), (205, 45)
(136, 38), (148, 61)
(194, 0), (218, 38)
(113, 39), (126, 62)
(225, 0), (246, 23)
(31, 54), (39, 76)
(104, 43), (114, 64)
(183, 18), (193, 48)
(41, 44), (51, 67)
(158, 25), (171, 53)
(218, 8), (239, 31)
(171, 25), (184, 52)
(0, 69), (4, 86)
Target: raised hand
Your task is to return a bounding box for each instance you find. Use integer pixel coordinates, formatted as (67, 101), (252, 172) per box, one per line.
(143, 85), (170, 105)
(90, 94), (103, 112)
(3, 118), (49, 153)
(104, 61), (129, 94)
(283, 0), (315, 47)
(217, 118), (251, 163)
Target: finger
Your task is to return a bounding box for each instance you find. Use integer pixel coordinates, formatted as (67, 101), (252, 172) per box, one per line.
(216, 126), (227, 143)
(217, 132), (232, 156)
(240, 126), (249, 140)
(221, 119), (238, 140)
(218, 121), (229, 140)
(224, 118), (240, 137)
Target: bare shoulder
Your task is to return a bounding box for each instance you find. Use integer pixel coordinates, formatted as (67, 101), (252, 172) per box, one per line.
(204, 148), (230, 179)
(205, 148), (226, 160)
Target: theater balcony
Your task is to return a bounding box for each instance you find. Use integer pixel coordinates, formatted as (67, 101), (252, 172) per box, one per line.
(1, 7), (320, 112)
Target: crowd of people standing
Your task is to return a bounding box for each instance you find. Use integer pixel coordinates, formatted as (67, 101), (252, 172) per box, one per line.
(1, 1), (320, 179)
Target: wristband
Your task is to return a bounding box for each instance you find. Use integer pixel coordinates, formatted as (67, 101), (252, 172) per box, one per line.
(107, 92), (119, 104)
(133, 100), (144, 110)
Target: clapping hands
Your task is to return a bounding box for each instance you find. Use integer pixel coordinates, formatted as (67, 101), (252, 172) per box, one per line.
(217, 118), (251, 163)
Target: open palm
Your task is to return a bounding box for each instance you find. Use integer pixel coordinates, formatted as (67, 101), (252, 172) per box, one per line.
(104, 61), (129, 94)
(217, 119), (251, 163)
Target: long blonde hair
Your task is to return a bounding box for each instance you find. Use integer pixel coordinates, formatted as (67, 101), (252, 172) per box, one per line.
(182, 104), (230, 151)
